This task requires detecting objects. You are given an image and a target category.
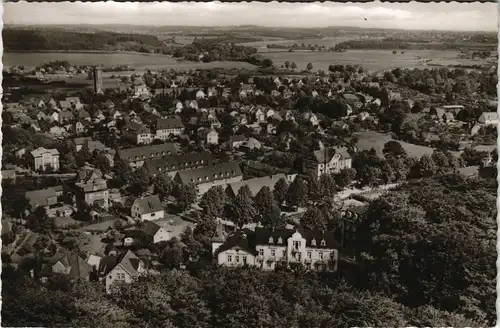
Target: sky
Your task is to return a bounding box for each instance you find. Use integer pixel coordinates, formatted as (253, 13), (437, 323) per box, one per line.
(3, 1), (498, 32)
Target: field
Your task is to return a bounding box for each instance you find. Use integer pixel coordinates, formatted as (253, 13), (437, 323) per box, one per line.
(354, 131), (461, 158)
(261, 49), (466, 72)
(240, 37), (354, 50)
(3, 52), (256, 72)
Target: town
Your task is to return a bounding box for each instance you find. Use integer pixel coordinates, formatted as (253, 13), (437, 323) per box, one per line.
(2, 2), (498, 328)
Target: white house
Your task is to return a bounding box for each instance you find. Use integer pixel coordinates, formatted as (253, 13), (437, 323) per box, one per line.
(131, 194), (165, 221)
(306, 146), (352, 178)
(155, 116), (185, 140)
(98, 250), (147, 294)
(213, 228), (339, 272)
(142, 221), (172, 244)
(478, 112), (498, 125)
(207, 129), (219, 145)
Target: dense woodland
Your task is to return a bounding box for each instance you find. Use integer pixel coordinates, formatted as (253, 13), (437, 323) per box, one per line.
(2, 174), (495, 327)
(335, 39), (498, 52)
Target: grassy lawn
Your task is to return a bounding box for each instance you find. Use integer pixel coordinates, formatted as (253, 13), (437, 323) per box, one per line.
(355, 131), (460, 158)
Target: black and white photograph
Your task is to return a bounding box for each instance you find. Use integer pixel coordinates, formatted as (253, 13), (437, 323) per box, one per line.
(1, 1), (498, 327)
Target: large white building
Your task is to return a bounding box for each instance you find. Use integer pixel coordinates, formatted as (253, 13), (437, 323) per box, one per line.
(30, 147), (60, 172)
(213, 228), (339, 272)
(305, 146), (352, 178)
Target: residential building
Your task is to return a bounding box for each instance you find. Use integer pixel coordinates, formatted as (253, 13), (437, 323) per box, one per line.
(117, 143), (178, 169)
(213, 228), (339, 272)
(143, 151), (213, 177)
(142, 221), (172, 244)
(133, 85), (150, 98)
(229, 135), (246, 149)
(207, 129), (219, 145)
(225, 174), (287, 198)
(127, 123), (153, 145)
(73, 137), (106, 152)
(242, 160), (297, 183)
(131, 195), (165, 221)
(155, 116), (185, 140)
(174, 162), (243, 196)
(305, 146), (352, 178)
(98, 250), (147, 294)
(30, 147), (60, 172)
(73, 165), (109, 209)
(478, 112), (498, 125)
(25, 186), (63, 211)
(40, 252), (93, 281)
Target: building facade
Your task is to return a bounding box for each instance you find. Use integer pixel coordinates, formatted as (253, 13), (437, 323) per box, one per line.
(131, 195), (165, 221)
(214, 228), (339, 272)
(30, 147), (60, 172)
(305, 146), (352, 178)
(73, 165), (109, 209)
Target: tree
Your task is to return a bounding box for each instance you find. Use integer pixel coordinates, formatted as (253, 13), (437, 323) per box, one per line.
(291, 62), (297, 70)
(261, 58), (273, 68)
(335, 168), (357, 189)
(157, 237), (185, 269)
(225, 187), (257, 228)
(284, 61), (290, 69)
(306, 62), (313, 71)
(260, 204), (285, 228)
(318, 174), (336, 199)
(153, 174), (174, 201)
(273, 178), (289, 206)
(94, 153), (110, 174)
(306, 173), (321, 202)
(199, 186), (226, 217)
(254, 186), (275, 218)
(300, 207), (327, 230)
(27, 206), (53, 232)
(413, 154), (436, 178)
(113, 157), (133, 187)
(286, 177), (308, 208)
(383, 141), (407, 159)
(128, 167), (151, 196)
(175, 183), (197, 211)
(431, 150), (450, 174)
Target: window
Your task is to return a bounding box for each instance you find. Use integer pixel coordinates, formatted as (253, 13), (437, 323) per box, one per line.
(320, 239), (326, 247)
(259, 249), (264, 256)
(116, 273), (126, 280)
(311, 239), (316, 246)
(277, 237), (283, 244)
(243, 256), (247, 264)
(236, 256), (240, 263)
(271, 249), (276, 257)
(282, 250), (286, 257)
(267, 262), (272, 268)
(269, 237), (274, 243)
(227, 255), (232, 262)
(319, 252), (324, 259)
(307, 251), (312, 258)
(293, 241), (301, 250)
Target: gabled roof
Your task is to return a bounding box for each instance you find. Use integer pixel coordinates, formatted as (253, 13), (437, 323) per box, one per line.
(142, 220), (166, 236)
(226, 173), (286, 197)
(156, 116), (185, 130)
(31, 147), (59, 157)
(254, 227), (340, 249)
(133, 194), (163, 215)
(98, 250), (143, 277)
(144, 151), (213, 175)
(214, 230), (258, 256)
(25, 186), (61, 208)
(42, 251), (92, 279)
(176, 162), (242, 186)
(311, 146), (351, 163)
(118, 143), (178, 162)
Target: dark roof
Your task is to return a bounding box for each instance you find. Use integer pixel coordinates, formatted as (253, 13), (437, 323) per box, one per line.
(98, 250), (142, 277)
(156, 116), (185, 130)
(133, 194), (163, 215)
(41, 251), (92, 279)
(230, 135), (245, 143)
(214, 230), (258, 256)
(226, 174), (286, 197)
(311, 146), (351, 163)
(144, 151), (213, 175)
(176, 162), (242, 186)
(118, 143), (178, 162)
(142, 221), (163, 236)
(254, 227), (340, 249)
(25, 187), (59, 208)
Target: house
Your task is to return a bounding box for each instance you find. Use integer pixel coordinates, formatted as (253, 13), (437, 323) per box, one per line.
(207, 129), (219, 145)
(305, 146), (352, 178)
(174, 100), (184, 112)
(49, 111), (60, 122)
(213, 228), (339, 272)
(66, 97), (84, 110)
(478, 112), (498, 125)
(442, 112), (455, 124)
(74, 121), (86, 134)
(254, 108), (266, 122)
(142, 221), (172, 244)
(118, 143), (179, 169)
(174, 162), (243, 196)
(242, 160), (297, 183)
(240, 137), (262, 151)
(155, 116), (185, 140)
(30, 147), (60, 172)
(58, 110), (74, 123)
(98, 250), (147, 294)
(239, 84), (254, 98)
(144, 151), (213, 177)
(127, 123), (153, 145)
(131, 195), (164, 221)
(73, 137), (106, 152)
(133, 85), (150, 98)
(230, 135), (246, 149)
(40, 252), (93, 280)
(25, 186), (62, 210)
(225, 173), (287, 198)
(73, 165), (109, 209)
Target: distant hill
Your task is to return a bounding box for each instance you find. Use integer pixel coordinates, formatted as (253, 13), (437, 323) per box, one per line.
(3, 28), (164, 52)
